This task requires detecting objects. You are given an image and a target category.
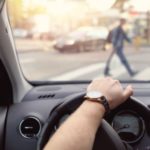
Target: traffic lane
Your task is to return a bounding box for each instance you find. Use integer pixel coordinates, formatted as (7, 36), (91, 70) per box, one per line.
(17, 46), (150, 81)
(18, 50), (106, 80)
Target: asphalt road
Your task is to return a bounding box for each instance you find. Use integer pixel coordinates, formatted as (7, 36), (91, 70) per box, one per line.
(18, 46), (150, 81)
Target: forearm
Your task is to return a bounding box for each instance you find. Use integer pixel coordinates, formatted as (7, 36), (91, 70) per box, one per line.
(44, 101), (105, 150)
(44, 78), (133, 150)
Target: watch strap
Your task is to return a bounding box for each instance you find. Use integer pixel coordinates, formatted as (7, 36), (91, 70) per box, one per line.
(85, 96), (110, 114)
(99, 96), (110, 114)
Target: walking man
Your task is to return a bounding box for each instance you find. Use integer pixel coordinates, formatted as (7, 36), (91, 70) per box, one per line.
(104, 18), (136, 76)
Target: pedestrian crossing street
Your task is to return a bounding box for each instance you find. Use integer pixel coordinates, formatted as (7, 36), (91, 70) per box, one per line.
(50, 55), (150, 81)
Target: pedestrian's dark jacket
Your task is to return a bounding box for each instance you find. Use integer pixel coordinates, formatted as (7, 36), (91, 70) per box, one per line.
(112, 26), (131, 49)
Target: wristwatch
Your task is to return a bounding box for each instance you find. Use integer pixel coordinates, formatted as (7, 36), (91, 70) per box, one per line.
(85, 91), (110, 114)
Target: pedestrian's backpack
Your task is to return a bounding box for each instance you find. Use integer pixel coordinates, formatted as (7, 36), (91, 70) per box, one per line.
(105, 30), (113, 43)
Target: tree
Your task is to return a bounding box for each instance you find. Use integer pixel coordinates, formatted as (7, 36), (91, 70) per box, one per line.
(112, 0), (129, 12)
(7, 0), (47, 28)
(7, 0), (24, 28)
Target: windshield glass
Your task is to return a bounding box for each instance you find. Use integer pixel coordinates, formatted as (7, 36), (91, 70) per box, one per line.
(7, 0), (150, 81)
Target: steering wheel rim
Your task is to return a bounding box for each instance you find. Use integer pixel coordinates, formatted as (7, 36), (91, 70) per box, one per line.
(37, 92), (150, 150)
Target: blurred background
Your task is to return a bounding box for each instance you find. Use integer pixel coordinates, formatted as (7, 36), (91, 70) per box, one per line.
(7, 0), (150, 81)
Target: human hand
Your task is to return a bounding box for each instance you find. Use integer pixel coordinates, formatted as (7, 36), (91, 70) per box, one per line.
(87, 77), (133, 109)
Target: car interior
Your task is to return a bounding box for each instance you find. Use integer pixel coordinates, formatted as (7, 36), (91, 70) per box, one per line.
(0, 0), (150, 150)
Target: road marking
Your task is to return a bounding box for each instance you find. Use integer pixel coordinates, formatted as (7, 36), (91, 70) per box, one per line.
(92, 56), (127, 79)
(94, 66), (126, 80)
(133, 67), (150, 80)
(49, 55), (134, 81)
(50, 63), (126, 81)
(50, 63), (105, 81)
(109, 55), (127, 77)
(111, 67), (126, 77)
(20, 58), (35, 64)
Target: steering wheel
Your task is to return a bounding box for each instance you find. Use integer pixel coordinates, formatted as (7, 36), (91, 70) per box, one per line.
(37, 92), (150, 150)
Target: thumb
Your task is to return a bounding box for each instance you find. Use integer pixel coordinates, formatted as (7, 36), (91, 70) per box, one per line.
(123, 85), (133, 100)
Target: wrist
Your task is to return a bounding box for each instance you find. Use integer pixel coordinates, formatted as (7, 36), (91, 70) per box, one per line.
(79, 100), (105, 120)
(85, 91), (110, 114)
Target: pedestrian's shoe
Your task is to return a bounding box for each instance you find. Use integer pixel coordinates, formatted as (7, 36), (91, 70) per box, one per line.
(104, 68), (111, 76)
(131, 70), (138, 76)
(105, 73), (112, 76)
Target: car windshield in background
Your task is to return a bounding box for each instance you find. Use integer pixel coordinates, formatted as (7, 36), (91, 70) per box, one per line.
(8, 0), (150, 81)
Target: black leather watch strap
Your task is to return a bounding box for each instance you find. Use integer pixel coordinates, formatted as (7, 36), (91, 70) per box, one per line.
(99, 96), (110, 114)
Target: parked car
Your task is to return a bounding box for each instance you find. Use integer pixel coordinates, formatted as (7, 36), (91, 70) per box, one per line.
(53, 26), (108, 52)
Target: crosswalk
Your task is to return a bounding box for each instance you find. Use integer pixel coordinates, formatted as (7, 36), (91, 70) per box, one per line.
(50, 55), (149, 81)
(133, 68), (150, 81)
(19, 54), (150, 81)
(49, 63), (105, 81)
(50, 65), (127, 81)
(50, 56), (126, 81)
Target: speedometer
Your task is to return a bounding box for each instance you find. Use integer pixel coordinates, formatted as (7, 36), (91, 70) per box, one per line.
(111, 110), (145, 144)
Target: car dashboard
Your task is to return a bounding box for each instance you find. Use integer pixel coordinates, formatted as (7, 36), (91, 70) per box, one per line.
(4, 82), (150, 150)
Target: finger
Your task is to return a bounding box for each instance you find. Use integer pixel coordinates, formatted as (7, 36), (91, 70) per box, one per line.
(123, 85), (133, 100)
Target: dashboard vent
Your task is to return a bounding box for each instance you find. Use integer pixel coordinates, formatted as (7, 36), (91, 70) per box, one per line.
(19, 117), (41, 139)
(38, 93), (55, 99)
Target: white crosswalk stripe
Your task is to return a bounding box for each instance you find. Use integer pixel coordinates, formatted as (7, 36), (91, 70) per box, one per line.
(49, 55), (150, 81)
(50, 63), (105, 81)
(133, 67), (150, 80)
(94, 65), (126, 80)
(50, 56), (128, 81)
(110, 55), (127, 77)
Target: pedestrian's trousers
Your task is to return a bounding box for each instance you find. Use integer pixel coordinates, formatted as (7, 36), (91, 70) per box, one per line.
(105, 47), (133, 76)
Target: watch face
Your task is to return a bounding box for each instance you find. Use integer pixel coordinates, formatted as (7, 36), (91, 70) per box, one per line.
(86, 91), (103, 99)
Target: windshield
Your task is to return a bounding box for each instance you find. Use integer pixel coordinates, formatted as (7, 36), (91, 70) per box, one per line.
(7, 0), (150, 81)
